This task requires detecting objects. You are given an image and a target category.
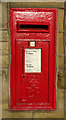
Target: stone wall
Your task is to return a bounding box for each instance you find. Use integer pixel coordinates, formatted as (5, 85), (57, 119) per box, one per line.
(0, 2), (64, 118)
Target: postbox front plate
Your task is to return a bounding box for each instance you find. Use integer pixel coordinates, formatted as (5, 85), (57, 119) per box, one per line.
(10, 8), (57, 110)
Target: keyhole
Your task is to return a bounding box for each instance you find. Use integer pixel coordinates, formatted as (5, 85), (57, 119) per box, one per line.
(23, 75), (25, 79)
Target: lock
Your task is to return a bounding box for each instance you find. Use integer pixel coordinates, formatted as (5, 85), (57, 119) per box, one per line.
(10, 8), (57, 110)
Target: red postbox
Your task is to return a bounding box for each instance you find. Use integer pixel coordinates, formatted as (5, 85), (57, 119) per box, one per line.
(10, 8), (57, 110)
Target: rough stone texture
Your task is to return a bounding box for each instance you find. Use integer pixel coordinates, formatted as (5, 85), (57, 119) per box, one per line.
(0, 42), (8, 54)
(1, 31), (9, 42)
(5, 0), (64, 2)
(0, 3), (2, 22)
(2, 2), (8, 29)
(65, 90), (66, 119)
(45, 110), (64, 118)
(58, 33), (64, 55)
(33, 110), (64, 118)
(0, 68), (2, 105)
(1, 68), (9, 103)
(64, 6), (66, 92)
(33, 111), (46, 118)
(58, 9), (64, 32)
(58, 56), (64, 68)
(65, 45), (66, 55)
(56, 99), (64, 110)
(0, 4), (2, 119)
(57, 89), (64, 99)
(0, 31), (2, 41)
(2, 104), (33, 118)
(0, 55), (9, 67)
(0, 42), (2, 54)
(64, 71), (66, 89)
(0, 3), (2, 32)
(10, 2), (64, 8)
(58, 69), (64, 89)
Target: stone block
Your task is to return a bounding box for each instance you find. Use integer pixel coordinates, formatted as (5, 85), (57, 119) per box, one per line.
(57, 69), (64, 89)
(33, 111), (46, 118)
(56, 99), (64, 110)
(0, 31), (2, 41)
(58, 33), (64, 55)
(2, 2), (8, 29)
(57, 89), (64, 99)
(46, 110), (64, 118)
(0, 55), (9, 67)
(0, 3), (2, 30)
(2, 104), (33, 118)
(2, 31), (9, 42)
(10, 2), (64, 8)
(1, 68), (9, 103)
(58, 9), (64, 32)
(64, 71), (66, 89)
(0, 42), (8, 54)
(58, 56), (64, 68)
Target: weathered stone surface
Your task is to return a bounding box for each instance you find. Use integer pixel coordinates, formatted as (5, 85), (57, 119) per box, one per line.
(2, 0), (64, 1)
(64, 71), (66, 89)
(0, 42), (8, 54)
(2, 31), (9, 42)
(46, 110), (64, 118)
(58, 9), (64, 32)
(65, 90), (66, 111)
(0, 3), (2, 31)
(0, 31), (2, 41)
(33, 111), (46, 118)
(0, 55), (9, 67)
(0, 70), (2, 105)
(33, 110), (64, 118)
(2, 3), (8, 29)
(0, 68), (9, 103)
(0, 55), (2, 67)
(58, 33), (64, 55)
(58, 69), (64, 89)
(56, 99), (64, 110)
(10, 2), (64, 8)
(58, 56), (64, 68)
(65, 46), (66, 55)
(2, 104), (33, 118)
(57, 89), (64, 99)
(0, 42), (2, 54)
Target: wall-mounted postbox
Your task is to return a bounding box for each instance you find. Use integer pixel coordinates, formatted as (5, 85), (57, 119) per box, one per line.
(10, 8), (57, 110)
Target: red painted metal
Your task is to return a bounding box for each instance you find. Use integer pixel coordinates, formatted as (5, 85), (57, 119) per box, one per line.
(10, 8), (57, 110)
